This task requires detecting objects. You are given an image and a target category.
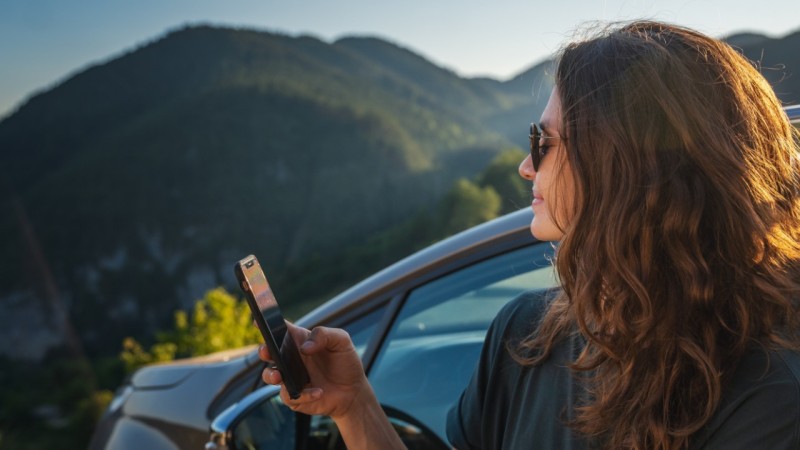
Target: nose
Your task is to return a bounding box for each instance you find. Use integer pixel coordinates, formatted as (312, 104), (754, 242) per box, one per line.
(518, 154), (535, 181)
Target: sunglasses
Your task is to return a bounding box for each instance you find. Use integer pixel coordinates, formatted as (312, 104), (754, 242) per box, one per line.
(528, 123), (563, 171)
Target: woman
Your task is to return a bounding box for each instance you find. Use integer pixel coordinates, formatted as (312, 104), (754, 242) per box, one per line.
(260, 21), (800, 449)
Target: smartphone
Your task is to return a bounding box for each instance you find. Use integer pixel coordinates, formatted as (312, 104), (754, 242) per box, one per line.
(234, 254), (310, 399)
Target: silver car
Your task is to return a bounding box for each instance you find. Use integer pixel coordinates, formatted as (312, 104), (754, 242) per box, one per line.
(90, 207), (557, 450)
(89, 106), (800, 450)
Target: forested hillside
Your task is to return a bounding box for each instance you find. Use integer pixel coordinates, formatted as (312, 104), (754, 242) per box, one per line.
(0, 25), (551, 359)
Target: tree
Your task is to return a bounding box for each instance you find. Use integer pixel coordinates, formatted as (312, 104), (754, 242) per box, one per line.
(478, 149), (529, 214)
(440, 178), (502, 236)
(120, 287), (261, 373)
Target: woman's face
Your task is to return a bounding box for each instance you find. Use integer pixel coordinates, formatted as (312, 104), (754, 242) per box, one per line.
(518, 87), (575, 241)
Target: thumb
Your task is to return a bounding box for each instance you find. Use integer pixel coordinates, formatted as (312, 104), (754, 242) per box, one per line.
(301, 326), (354, 355)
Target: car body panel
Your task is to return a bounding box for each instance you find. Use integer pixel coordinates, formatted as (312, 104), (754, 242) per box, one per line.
(89, 348), (260, 449)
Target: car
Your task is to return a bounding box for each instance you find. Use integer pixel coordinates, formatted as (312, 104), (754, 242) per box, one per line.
(89, 106), (800, 450)
(89, 205), (558, 450)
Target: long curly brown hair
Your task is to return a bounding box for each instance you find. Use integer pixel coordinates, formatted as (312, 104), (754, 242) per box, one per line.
(517, 21), (800, 449)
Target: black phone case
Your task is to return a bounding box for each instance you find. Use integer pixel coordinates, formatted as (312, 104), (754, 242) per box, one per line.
(234, 258), (310, 399)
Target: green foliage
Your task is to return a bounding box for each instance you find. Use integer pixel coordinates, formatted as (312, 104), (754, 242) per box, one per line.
(73, 389), (114, 431)
(440, 178), (502, 236)
(0, 354), (111, 450)
(169, 287), (262, 357)
(119, 337), (174, 374)
(478, 149), (530, 214)
(277, 152), (522, 314)
(120, 287), (261, 373)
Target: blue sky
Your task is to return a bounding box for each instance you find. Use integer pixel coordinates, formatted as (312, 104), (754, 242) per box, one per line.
(2, 0), (799, 118)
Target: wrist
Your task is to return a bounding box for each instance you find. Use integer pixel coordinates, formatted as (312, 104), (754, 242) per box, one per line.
(330, 380), (378, 422)
(330, 384), (405, 450)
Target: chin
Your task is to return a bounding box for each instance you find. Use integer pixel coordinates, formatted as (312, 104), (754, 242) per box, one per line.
(530, 218), (563, 242)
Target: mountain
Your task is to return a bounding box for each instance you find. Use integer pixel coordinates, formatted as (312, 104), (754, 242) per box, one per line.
(0, 25), (552, 359)
(725, 32), (772, 49)
(727, 30), (800, 105)
(3, 23), (796, 362)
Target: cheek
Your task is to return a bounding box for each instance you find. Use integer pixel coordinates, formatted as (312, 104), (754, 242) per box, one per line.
(550, 166), (577, 224)
(536, 169), (576, 235)
(554, 187), (575, 225)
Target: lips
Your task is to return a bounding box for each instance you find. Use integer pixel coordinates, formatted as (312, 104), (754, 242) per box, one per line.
(532, 189), (544, 206)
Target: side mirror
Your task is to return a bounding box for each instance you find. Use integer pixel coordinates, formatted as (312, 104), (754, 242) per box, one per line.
(206, 385), (309, 450)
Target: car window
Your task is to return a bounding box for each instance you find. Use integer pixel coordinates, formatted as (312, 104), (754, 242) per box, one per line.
(232, 394), (296, 450)
(342, 305), (385, 357)
(367, 243), (557, 443)
(301, 305), (388, 448)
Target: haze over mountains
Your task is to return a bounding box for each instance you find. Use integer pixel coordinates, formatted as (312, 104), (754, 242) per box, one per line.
(0, 25), (797, 361)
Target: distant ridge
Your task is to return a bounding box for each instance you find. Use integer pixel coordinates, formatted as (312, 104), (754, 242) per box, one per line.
(725, 32), (773, 49)
(0, 25), (550, 359)
(728, 29), (800, 105)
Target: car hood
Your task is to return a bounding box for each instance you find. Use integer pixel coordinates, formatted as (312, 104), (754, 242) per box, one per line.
(131, 345), (257, 389)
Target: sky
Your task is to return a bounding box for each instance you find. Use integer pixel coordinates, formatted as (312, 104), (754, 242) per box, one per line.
(2, 0), (800, 119)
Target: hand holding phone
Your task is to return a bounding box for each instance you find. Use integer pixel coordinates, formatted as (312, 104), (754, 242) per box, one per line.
(234, 255), (310, 399)
(258, 324), (377, 420)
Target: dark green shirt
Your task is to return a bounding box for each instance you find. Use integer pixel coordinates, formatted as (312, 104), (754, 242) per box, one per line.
(446, 290), (800, 449)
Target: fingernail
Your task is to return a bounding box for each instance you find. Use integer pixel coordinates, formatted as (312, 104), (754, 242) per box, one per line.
(301, 341), (314, 351)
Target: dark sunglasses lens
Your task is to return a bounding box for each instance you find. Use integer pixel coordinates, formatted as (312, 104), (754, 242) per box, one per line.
(529, 124), (540, 171)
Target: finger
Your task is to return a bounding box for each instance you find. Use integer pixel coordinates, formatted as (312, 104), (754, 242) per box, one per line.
(257, 344), (273, 362)
(285, 321), (311, 343)
(301, 326), (353, 355)
(262, 367), (283, 385)
(281, 386), (323, 407)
